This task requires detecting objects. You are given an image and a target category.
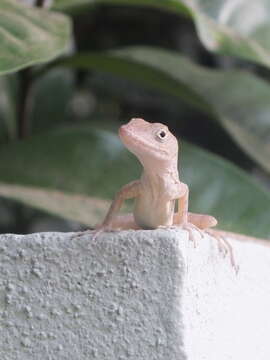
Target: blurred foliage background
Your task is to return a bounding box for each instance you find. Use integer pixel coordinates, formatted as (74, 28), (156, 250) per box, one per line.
(0, 0), (269, 237)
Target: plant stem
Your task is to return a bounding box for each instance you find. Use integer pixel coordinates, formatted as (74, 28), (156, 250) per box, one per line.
(16, 0), (47, 139)
(17, 68), (32, 139)
(35, 0), (47, 7)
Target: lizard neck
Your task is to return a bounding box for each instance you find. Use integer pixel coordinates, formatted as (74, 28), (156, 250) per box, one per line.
(141, 155), (180, 187)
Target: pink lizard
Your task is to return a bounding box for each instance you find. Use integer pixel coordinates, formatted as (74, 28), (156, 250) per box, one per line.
(79, 118), (240, 269)
(96, 118), (217, 232)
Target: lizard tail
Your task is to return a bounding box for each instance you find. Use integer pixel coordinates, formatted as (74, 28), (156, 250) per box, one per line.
(187, 212), (218, 230)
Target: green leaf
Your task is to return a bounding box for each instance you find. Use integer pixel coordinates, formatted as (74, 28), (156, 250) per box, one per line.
(53, 0), (189, 16)
(182, 142), (270, 238)
(54, 0), (270, 68)
(0, 126), (269, 238)
(0, 183), (108, 227)
(0, 0), (72, 76)
(0, 127), (141, 197)
(185, 0), (270, 67)
(59, 46), (270, 173)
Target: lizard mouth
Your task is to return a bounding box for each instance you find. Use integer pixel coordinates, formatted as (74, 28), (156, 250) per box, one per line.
(119, 125), (168, 157)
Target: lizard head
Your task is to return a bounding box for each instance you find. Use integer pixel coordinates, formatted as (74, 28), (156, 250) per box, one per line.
(119, 118), (178, 168)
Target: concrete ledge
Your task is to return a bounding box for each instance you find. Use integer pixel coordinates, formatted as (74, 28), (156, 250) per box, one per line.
(0, 229), (269, 360)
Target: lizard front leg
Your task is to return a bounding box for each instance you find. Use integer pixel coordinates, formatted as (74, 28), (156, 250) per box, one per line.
(173, 183), (203, 247)
(96, 180), (141, 231)
(173, 183), (220, 245)
(172, 183), (213, 243)
(174, 183), (217, 229)
(75, 180), (141, 240)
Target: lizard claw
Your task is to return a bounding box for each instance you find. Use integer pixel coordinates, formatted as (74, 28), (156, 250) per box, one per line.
(182, 223), (205, 248)
(71, 229), (93, 240)
(158, 225), (179, 230)
(181, 225), (239, 273)
(92, 224), (120, 241)
(71, 224), (121, 243)
(158, 223), (204, 248)
(92, 226), (119, 241)
(205, 229), (239, 274)
(207, 230), (228, 257)
(71, 227), (107, 242)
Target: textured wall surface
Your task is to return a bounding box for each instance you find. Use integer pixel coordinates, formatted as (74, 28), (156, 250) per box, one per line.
(0, 230), (187, 360)
(0, 229), (270, 360)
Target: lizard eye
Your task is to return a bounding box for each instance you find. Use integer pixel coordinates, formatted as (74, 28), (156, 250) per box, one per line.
(156, 129), (167, 142)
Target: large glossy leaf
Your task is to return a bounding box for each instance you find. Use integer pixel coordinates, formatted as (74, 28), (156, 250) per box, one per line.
(60, 46), (270, 173)
(0, 127), (141, 198)
(182, 143), (270, 238)
(0, 0), (71, 76)
(53, 0), (189, 16)
(185, 0), (270, 67)
(0, 127), (269, 238)
(0, 183), (108, 227)
(54, 0), (270, 68)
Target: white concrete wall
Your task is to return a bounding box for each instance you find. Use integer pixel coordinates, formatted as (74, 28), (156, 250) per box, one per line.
(0, 229), (269, 360)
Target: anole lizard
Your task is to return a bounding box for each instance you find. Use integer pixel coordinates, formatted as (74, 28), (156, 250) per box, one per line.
(79, 118), (265, 270)
(95, 118), (218, 234)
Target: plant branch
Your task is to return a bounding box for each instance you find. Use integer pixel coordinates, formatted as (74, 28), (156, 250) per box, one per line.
(35, 0), (47, 7)
(16, 0), (47, 139)
(17, 69), (32, 139)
